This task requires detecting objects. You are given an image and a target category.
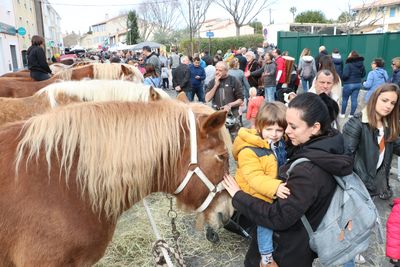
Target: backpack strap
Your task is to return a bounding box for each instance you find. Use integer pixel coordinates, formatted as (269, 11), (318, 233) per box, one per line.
(240, 146), (273, 157)
(286, 157), (316, 236)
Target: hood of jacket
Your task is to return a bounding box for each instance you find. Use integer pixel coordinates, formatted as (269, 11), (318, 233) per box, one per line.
(332, 53), (342, 60)
(285, 130), (353, 177)
(232, 128), (270, 160)
(302, 55), (314, 62)
(375, 67), (388, 77)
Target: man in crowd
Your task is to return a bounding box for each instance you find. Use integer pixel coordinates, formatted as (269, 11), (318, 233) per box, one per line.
(172, 56), (192, 100)
(142, 45), (161, 76)
(309, 69), (338, 101)
(205, 61), (244, 139)
(272, 48), (286, 102)
(190, 57), (206, 102)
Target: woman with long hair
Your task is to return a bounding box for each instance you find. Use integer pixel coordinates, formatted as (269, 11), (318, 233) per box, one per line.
(223, 93), (353, 267)
(340, 50), (366, 118)
(143, 63), (160, 87)
(27, 35), (52, 81)
(343, 83), (400, 200)
(298, 48), (317, 92)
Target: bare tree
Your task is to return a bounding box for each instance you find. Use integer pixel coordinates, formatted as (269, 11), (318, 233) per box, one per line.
(137, 3), (156, 41)
(339, 0), (384, 33)
(216, 0), (274, 36)
(178, 0), (212, 55)
(289, 7), (297, 22)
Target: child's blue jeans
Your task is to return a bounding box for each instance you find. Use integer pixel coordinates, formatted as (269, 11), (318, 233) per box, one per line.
(257, 225), (273, 254)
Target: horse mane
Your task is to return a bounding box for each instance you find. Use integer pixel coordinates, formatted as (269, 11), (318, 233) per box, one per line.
(16, 100), (189, 219)
(92, 63), (124, 80)
(35, 80), (170, 108)
(53, 68), (73, 80)
(121, 63), (144, 83)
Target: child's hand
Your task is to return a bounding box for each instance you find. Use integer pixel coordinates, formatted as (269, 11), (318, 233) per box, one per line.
(276, 183), (290, 199)
(223, 174), (241, 197)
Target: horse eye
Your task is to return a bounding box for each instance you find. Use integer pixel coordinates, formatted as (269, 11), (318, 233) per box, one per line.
(216, 152), (228, 161)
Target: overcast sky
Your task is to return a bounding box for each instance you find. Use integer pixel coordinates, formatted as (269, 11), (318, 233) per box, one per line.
(49, 0), (364, 34)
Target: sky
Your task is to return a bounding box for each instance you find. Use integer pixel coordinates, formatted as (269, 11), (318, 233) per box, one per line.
(48, 0), (364, 34)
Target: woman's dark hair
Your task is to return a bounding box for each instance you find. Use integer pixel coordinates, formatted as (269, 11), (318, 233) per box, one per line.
(31, 35), (44, 46)
(288, 92), (337, 136)
(144, 63), (158, 78)
(373, 58), (385, 68)
(348, 50), (360, 59)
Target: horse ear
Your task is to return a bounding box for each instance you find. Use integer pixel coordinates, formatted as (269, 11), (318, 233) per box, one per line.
(200, 110), (227, 134)
(121, 64), (130, 75)
(149, 86), (161, 101)
(176, 92), (189, 103)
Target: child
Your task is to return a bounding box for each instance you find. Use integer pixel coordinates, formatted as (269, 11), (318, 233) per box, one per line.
(233, 102), (290, 267)
(246, 87), (264, 128)
(161, 63), (169, 90)
(387, 198), (400, 267)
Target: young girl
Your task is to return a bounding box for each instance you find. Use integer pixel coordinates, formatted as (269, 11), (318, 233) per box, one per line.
(233, 102), (290, 267)
(387, 198), (400, 267)
(246, 87), (265, 128)
(161, 63), (169, 90)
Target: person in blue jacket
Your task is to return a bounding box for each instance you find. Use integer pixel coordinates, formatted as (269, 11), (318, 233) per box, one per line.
(189, 57), (206, 102)
(364, 58), (389, 102)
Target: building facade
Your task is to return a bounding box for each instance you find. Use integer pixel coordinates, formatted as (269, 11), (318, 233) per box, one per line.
(199, 18), (254, 38)
(0, 0), (21, 75)
(41, 0), (63, 59)
(353, 0), (400, 33)
(13, 0), (38, 67)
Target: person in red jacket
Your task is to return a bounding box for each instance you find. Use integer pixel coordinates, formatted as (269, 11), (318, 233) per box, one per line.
(272, 48), (286, 103)
(246, 87), (265, 128)
(387, 198), (400, 266)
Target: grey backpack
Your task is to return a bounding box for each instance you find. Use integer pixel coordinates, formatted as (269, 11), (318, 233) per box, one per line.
(287, 158), (383, 267)
(301, 61), (314, 79)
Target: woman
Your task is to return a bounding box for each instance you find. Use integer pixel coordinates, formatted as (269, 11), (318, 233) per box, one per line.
(343, 83), (400, 200)
(27, 35), (52, 81)
(223, 93), (353, 267)
(244, 51), (260, 89)
(298, 48), (317, 92)
(340, 50), (366, 118)
(228, 58), (250, 103)
(249, 52), (276, 102)
(390, 57), (400, 87)
(363, 58), (389, 102)
(143, 63), (160, 87)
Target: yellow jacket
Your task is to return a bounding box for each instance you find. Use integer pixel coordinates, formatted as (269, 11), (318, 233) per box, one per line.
(233, 128), (282, 203)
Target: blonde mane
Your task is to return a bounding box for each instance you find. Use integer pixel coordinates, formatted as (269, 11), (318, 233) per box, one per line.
(93, 63), (143, 82)
(35, 80), (170, 108)
(53, 68), (73, 80)
(16, 100), (189, 219)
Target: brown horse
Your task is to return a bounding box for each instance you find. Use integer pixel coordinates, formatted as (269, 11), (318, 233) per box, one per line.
(0, 80), (169, 127)
(0, 100), (232, 266)
(0, 63), (144, 98)
(0, 69), (30, 78)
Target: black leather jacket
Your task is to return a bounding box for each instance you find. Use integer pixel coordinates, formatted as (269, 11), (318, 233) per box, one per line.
(343, 110), (400, 197)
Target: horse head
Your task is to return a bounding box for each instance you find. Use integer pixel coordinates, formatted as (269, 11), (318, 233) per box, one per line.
(174, 104), (234, 230)
(121, 64), (144, 83)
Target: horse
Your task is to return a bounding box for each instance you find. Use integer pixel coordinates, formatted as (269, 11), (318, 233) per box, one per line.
(0, 99), (233, 266)
(0, 63), (144, 98)
(0, 80), (170, 127)
(49, 61), (92, 75)
(0, 69), (30, 78)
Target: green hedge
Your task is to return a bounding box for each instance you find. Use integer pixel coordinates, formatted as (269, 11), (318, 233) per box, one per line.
(179, 34), (264, 56)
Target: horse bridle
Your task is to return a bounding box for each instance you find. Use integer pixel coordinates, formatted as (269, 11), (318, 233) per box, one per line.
(174, 109), (226, 212)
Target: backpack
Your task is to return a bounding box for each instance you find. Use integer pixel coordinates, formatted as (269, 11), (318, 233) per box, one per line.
(301, 61), (313, 79)
(287, 158), (383, 267)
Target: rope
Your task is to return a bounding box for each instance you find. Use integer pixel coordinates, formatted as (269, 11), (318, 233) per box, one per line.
(153, 239), (186, 267)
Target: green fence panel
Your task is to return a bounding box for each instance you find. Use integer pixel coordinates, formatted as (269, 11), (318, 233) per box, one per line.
(278, 31), (400, 74)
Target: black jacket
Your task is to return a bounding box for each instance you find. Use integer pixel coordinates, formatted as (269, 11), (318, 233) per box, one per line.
(343, 110), (400, 196)
(234, 131), (353, 267)
(342, 57), (366, 84)
(172, 63), (191, 92)
(27, 45), (51, 74)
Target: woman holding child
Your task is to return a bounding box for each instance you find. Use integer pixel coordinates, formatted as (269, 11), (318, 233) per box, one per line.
(224, 93), (353, 267)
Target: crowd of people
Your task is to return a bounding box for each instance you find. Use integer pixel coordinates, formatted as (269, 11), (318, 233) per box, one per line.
(26, 35), (400, 266)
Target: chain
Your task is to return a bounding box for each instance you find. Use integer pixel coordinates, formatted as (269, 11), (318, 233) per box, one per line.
(152, 194), (186, 267)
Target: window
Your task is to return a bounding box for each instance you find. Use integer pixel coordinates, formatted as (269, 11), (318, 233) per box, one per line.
(390, 7), (396, 17)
